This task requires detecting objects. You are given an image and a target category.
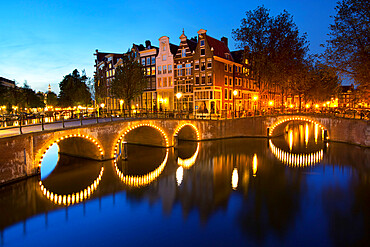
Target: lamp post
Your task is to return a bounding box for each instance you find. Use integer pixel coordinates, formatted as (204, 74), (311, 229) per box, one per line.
(233, 90), (238, 118)
(119, 100), (124, 115)
(100, 103), (105, 117)
(176, 92), (182, 113)
(252, 95), (258, 116)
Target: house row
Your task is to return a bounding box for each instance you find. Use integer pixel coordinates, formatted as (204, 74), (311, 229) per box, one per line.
(94, 29), (260, 117)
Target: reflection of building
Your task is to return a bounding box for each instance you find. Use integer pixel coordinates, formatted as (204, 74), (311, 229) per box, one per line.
(0, 76), (16, 88)
(156, 36), (178, 111)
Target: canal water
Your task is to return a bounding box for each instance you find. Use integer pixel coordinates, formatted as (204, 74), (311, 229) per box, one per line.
(0, 122), (369, 247)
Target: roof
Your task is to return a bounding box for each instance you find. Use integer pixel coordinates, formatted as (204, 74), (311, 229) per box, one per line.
(95, 52), (123, 63)
(169, 43), (179, 55)
(187, 39), (197, 52)
(206, 35), (232, 61)
(230, 50), (244, 63)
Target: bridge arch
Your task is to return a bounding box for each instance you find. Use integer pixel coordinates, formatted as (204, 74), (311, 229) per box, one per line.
(37, 133), (105, 168)
(269, 116), (328, 137)
(112, 123), (170, 159)
(173, 122), (200, 141)
(39, 166), (104, 205)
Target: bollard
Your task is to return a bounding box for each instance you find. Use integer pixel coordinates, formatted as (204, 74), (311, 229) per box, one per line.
(80, 116), (83, 126)
(62, 118), (65, 128)
(96, 115), (99, 123)
(110, 114), (113, 122)
(41, 117), (44, 131)
(267, 127), (270, 138)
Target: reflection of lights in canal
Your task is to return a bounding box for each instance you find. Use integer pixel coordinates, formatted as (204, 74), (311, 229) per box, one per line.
(176, 166), (184, 186)
(177, 143), (200, 169)
(252, 154), (258, 177)
(39, 167), (104, 206)
(231, 168), (238, 190)
(115, 149), (169, 187)
(269, 140), (323, 167)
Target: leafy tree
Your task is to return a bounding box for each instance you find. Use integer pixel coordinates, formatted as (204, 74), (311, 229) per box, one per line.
(58, 69), (91, 107)
(110, 52), (148, 115)
(232, 6), (308, 110)
(46, 91), (58, 107)
(324, 0), (370, 99)
(94, 68), (108, 106)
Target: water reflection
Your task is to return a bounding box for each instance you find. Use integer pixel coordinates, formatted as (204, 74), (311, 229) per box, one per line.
(271, 122), (325, 167)
(40, 143), (59, 180)
(0, 135), (369, 246)
(115, 144), (168, 187)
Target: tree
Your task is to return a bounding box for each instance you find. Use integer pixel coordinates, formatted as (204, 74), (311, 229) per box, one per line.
(58, 69), (91, 107)
(110, 52), (148, 115)
(46, 91), (58, 107)
(232, 6), (309, 110)
(94, 68), (108, 106)
(324, 0), (370, 100)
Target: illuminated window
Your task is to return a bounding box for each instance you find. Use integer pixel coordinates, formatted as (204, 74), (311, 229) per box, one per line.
(169, 77), (173, 86)
(158, 78), (162, 87)
(146, 67), (151, 75)
(151, 66), (155, 75)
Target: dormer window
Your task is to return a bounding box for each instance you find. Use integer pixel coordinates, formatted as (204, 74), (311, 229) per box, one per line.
(200, 40), (205, 46)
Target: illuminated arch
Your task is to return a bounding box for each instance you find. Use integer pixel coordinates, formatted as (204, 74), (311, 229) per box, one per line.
(39, 166), (104, 205)
(114, 149), (169, 187)
(173, 122), (200, 141)
(269, 140), (324, 167)
(269, 116), (327, 137)
(177, 143), (200, 169)
(112, 123), (170, 159)
(37, 133), (105, 168)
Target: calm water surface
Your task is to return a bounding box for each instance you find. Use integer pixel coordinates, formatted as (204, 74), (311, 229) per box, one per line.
(0, 122), (369, 247)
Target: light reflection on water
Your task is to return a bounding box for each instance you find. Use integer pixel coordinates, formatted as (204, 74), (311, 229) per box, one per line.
(0, 123), (369, 247)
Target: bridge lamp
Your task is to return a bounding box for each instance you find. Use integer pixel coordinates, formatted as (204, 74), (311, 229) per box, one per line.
(268, 100), (274, 106)
(119, 100), (124, 112)
(252, 95), (258, 101)
(100, 103), (105, 108)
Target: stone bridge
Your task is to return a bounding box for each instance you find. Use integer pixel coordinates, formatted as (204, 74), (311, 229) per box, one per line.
(0, 115), (368, 185)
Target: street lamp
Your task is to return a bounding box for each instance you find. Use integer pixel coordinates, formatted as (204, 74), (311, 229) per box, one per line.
(176, 92), (182, 112)
(252, 95), (258, 115)
(119, 100), (124, 114)
(233, 90), (238, 117)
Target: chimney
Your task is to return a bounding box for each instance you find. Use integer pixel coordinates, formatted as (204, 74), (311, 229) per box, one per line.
(221, 37), (228, 48)
(145, 40), (151, 48)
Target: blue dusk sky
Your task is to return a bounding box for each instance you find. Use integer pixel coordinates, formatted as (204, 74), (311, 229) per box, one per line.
(0, 0), (338, 93)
